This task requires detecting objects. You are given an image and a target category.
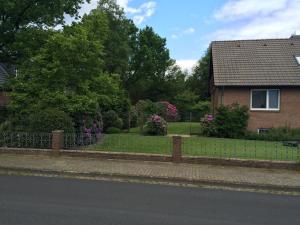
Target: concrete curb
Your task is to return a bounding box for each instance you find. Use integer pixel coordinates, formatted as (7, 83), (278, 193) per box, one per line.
(1, 166), (300, 193)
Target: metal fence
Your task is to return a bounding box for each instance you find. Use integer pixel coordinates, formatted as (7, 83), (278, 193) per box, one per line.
(182, 137), (300, 161)
(0, 132), (103, 150)
(64, 133), (103, 149)
(87, 134), (172, 155)
(0, 132), (52, 149)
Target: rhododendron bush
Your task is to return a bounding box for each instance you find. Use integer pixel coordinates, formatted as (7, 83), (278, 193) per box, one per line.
(201, 104), (249, 138)
(144, 114), (167, 136)
(157, 101), (179, 122)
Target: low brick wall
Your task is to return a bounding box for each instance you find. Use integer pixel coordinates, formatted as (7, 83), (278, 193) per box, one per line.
(0, 147), (299, 170)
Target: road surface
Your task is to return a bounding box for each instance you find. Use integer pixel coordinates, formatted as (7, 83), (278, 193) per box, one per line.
(0, 175), (299, 225)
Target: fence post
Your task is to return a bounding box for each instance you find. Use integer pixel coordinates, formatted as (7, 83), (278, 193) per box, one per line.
(52, 130), (64, 152)
(172, 136), (182, 163)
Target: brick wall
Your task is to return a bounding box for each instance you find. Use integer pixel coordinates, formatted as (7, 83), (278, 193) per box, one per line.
(213, 87), (300, 132)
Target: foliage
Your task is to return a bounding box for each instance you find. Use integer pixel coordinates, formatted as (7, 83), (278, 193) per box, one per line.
(191, 101), (211, 121)
(156, 101), (179, 122)
(201, 114), (216, 137)
(106, 127), (122, 134)
(129, 106), (138, 128)
(127, 26), (173, 102)
(102, 110), (123, 131)
(201, 104), (249, 138)
(8, 11), (128, 128)
(174, 90), (198, 121)
(143, 115), (168, 136)
(245, 127), (300, 141)
(0, 107), (8, 124)
(186, 48), (211, 100)
(27, 108), (74, 133)
(0, 0), (86, 62)
(135, 100), (157, 132)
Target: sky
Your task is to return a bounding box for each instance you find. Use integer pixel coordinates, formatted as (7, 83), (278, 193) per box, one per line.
(73, 0), (300, 72)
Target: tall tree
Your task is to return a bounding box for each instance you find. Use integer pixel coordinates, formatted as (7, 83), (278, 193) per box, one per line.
(9, 15), (125, 118)
(186, 48), (211, 100)
(0, 0), (87, 62)
(128, 26), (172, 102)
(97, 0), (138, 82)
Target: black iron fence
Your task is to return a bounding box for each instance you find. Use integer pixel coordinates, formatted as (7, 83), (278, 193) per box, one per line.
(182, 136), (300, 161)
(0, 132), (52, 149)
(64, 133), (103, 149)
(0, 132), (103, 149)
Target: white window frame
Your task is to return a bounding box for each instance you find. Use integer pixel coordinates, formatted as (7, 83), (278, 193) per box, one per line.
(250, 89), (280, 111)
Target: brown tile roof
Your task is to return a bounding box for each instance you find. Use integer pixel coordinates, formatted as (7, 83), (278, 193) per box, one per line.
(211, 36), (300, 86)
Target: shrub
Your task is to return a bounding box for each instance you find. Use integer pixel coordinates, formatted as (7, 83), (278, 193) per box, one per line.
(143, 114), (168, 136)
(201, 104), (249, 138)
(201, 114), (216, 136)
(102, 110), (123, 131)
(156, 101), (179, 122)
(245, 127), (300, 141)
(129, 106), (138, 128)
(135, 100), (158, 132)
(191, 101), (211, 121)
(105, 127), (122, 134)
(0, 106), (8, 124)
(27, 108), (74, 133)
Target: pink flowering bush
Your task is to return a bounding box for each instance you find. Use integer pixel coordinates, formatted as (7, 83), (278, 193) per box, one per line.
(157, 101), (179, 122)
(144, 114), (168, 136)
(200, 114), (216, 136)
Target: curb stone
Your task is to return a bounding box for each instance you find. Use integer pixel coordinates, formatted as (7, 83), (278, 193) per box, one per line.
(1, 166), (300, 194)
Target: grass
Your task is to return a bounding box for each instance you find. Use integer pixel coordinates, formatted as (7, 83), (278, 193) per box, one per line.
(88, 133), (172, 155)
(87, 122), (300, 161)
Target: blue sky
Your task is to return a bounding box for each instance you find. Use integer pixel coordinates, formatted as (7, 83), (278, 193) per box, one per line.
(76, 0), (300, 71)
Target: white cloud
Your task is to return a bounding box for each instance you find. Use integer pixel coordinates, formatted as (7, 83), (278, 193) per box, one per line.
(70, 0), (156, 25)
(176, 60), (197, 73)
(116, 0), (156, 25)
(214, 0), (288, 21)
(183, 27), (195, 34)
(131, 2), (156, 24)
(211, 0), (300, 41)
(171, 27), (196, 39)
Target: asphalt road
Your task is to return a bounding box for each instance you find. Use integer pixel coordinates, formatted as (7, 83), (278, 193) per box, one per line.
(0, 175), (299, 225)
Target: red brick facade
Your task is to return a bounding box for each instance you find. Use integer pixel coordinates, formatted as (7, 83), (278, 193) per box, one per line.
(211, 86), (300, 132)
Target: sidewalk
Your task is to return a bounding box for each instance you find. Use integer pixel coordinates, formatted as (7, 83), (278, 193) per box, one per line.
(0, 153), (300, 192)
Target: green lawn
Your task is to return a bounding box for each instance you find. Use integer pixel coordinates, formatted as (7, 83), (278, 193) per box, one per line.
(129, 122), (201, 135)
(88, 133), (172, 155)
(87, 123), (300, 161)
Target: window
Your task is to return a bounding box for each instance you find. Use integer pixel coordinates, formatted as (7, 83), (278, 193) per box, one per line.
(251, 89), (280, 110)
(296, 56), (300, 65)
(257, 128), (269, 134)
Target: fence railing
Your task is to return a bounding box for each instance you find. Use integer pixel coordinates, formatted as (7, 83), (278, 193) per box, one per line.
(64, 133), (103, 149)
(1, 131), (299, 162)
(87, 134), (172, 155)
(0, 132), (52, 149)
(182, 137), (300, 161)
(0, 132), (103, 150)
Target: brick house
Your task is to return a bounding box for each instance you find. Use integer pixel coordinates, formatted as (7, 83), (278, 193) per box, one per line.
(210, 35), (300, 132)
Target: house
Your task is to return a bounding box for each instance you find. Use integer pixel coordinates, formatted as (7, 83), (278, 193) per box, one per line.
(210, 35), (300, 132)
(0, 63), (16, 106)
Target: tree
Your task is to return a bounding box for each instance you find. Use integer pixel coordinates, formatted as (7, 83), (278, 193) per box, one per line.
(128, 26), (173, 102)
(0, 0), (87, 62)
(186, 48), (211, 100)
(8, 16), (127, 129)
(97, 0), (138, 83)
